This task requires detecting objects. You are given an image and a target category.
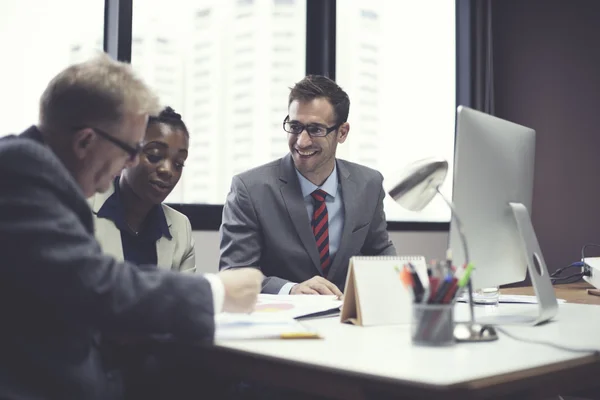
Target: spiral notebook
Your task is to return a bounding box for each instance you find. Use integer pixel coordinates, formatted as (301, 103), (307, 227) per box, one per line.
(340, 255), (428, 326)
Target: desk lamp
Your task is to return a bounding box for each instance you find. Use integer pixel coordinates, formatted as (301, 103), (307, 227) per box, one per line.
(388, 158), (498, 342)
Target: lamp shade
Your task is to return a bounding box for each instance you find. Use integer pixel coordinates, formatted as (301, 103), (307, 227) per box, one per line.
(387, 158), (449, 211)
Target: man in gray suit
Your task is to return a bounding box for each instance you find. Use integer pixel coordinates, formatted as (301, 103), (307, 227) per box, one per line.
(220, 75), (396, 295)
(0, 54), (261, 400)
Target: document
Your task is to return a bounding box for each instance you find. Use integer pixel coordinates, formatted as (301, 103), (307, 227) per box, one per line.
(253, 294), (342, 320)
(214, 295), (340, 340)
(215, 313), (320, 340)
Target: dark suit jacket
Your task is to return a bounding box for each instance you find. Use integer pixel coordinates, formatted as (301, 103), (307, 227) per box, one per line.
(0, 127), (214, 400)
(219, 153), (397, 294)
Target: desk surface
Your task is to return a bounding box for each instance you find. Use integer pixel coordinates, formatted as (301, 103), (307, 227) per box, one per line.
(206, 297), (600, 399)
(503, 281), (600, 305)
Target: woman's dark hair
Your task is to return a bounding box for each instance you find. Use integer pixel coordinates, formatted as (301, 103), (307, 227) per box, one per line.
(148, 106), (189, 136)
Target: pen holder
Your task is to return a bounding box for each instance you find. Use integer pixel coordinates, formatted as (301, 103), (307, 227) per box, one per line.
(411, 303), (455, 346)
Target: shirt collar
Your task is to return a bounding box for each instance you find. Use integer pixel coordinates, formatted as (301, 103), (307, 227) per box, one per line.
(295, 163), (339, 199)
(97, 177), (172, 241)
(20, 126), (45, 143)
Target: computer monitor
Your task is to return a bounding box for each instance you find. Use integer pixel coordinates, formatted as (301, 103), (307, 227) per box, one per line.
(450, 106), (536, 289)
(386, 105), (557, 325)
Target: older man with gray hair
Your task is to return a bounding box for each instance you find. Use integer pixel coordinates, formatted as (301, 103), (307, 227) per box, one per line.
(0, 54), (262, 400)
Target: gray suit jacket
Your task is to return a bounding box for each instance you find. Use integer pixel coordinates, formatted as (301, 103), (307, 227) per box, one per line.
(0, 127), (214, 400)
(219, 153), (396, 294)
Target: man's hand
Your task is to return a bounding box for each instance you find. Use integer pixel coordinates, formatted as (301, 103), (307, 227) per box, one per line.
(290, 276), (343, 297)
(218, 268), (263, 313)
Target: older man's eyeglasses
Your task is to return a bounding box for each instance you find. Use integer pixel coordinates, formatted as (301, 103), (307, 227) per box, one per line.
(78, 127), (143, 161)
(282, 116), (341, 138)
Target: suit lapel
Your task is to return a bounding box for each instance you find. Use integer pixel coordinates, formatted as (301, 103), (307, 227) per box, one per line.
(156, 206), (175, 270)
(99, 220), (125, 262)
(90, 184), (125, 262)
(90, 183), (115, 215)
(327, 160), (358, 281)
(279, 154), (322, 275)
(156, 237), (175, 270)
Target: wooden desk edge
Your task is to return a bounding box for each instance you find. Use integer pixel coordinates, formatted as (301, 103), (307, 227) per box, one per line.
(502, 282), (600, 305)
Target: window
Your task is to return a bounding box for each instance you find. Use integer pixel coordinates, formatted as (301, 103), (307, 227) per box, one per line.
(337, 0), (455, 222)
(132, 0), (306, 204)
(0, 0), (104, 136)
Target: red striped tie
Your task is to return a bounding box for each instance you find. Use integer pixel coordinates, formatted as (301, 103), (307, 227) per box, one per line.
(311, 189), (330, 272)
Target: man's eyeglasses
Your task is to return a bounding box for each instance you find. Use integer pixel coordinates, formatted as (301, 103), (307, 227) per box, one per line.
(282, 116), (341, 138)
(77, 127), (143, 161)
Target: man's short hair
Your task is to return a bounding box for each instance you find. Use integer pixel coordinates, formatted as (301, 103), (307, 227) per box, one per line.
(288, 75), (350, 125)
(39, 53), (160, 131)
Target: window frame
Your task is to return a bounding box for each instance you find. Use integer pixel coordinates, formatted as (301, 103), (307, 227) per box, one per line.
(107, 0), (470, 231)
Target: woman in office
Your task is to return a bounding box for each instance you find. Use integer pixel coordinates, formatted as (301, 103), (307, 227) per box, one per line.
(89, 106), (202, 399)
(89, 106), (195, 273)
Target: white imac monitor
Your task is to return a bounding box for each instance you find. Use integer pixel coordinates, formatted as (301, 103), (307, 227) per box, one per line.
(387, 106), (558, 325)
(451, 106), (537, 288)
(451, 106), (558, 325)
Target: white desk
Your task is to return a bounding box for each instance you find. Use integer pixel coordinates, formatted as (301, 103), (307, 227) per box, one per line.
(205, 302), (600, 399)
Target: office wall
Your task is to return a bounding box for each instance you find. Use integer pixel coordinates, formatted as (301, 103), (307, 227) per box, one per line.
(491, 0), (600, 273)
(193, 231), (448, 273)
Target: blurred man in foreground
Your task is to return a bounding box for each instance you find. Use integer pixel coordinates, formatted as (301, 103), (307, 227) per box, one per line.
(0, 54), (262, 400)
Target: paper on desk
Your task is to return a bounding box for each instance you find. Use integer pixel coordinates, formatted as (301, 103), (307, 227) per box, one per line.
(214, 295), (339, 340)
(253, 294), (342, 320)
(457, 294), (567, 304)
(215, 313), (318, 340)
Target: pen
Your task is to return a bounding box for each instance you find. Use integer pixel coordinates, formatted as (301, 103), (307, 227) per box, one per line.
(408, 263), (425, 302)
(398, 265), (413, 289)
(280, 332), (321, 339)
(458, 264), (473, 287)
(441, 277), (459, 304)
(444, 248), (453, 275)
(420, 285), (431, 304)
(451, 263), (474, 301)
(396, 265), (417, 302)
(428, 260), (437, 278)
(458, 263), (475, 288)
(431, 274), (453, 304)
(587, 289), (600, 297)
(428, 276), (440, 303)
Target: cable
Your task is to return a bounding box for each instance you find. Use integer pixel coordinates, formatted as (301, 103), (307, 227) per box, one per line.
(495, 327), (600, 355)
(551, 272), (585, 284)
(550, 262), (583, 278)
(581, 243), (600, 261)
(548, 243), (600, 284)
(552, 273), (584, 281)
(550, 269), (586, 285)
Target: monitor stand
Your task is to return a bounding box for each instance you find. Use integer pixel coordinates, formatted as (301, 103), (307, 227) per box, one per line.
(477, 203), (559, 326)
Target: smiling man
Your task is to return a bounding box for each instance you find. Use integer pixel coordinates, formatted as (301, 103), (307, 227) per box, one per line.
(219, 75), (397, 295)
